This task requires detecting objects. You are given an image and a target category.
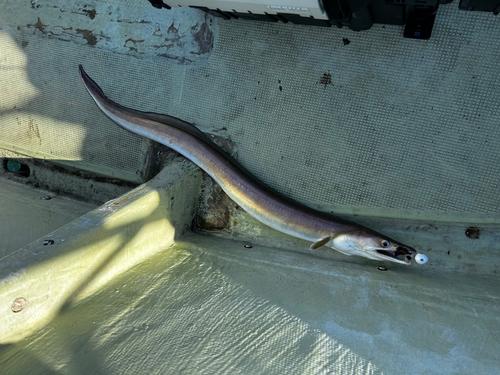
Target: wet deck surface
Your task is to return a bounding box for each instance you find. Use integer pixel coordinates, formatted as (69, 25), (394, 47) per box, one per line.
(0, 177), (96, 258)
(1, 233), (498, 375)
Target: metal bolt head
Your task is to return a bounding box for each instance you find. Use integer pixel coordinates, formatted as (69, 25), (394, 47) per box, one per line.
(377, 266), (388, 271)
(244, 244), (252, 249)
(12, 297), (27, 313)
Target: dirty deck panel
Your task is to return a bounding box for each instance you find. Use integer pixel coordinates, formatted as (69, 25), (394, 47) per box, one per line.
(0, 176), (97, 258)
(0, 160), (202, 344)
(1, 1), (499, 222)
(1, 234), (499, 375)
(0, 1), (216, 183)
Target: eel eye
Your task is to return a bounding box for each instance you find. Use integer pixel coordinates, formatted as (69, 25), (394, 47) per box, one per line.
(381, 240), (390, 248)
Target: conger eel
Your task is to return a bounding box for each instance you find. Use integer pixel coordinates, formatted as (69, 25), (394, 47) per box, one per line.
(79, 65), (418, 265)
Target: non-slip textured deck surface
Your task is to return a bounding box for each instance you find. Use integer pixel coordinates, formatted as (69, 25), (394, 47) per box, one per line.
(178, 5), (500, 219)
(1, 1), (499, 220)
(0, 177), (96, 257)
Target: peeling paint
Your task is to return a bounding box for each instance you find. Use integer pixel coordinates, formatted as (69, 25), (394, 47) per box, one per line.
(30, 0), (41, 10)
(124, 38), (144, 52)
(82, 8), (97, 20)
(192, 21), (213, 55)
(26, 17), (47, 33)
(76, 28), (97, 45)
(114, 19), (152, 24)
(14, 1), (218, 66)
(167, 23), (178, 34)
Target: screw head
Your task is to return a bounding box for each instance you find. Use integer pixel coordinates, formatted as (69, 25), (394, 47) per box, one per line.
(12, 297), (27, 313)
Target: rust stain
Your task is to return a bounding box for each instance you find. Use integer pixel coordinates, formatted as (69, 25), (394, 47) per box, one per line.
(76, 29), (97, 45)
(112, 185), (146, 206)
(112, 196), (130, 206)
(198, 183), (231, 230)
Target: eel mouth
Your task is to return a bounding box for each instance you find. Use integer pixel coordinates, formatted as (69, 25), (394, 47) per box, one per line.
(377, 246), (416, 264)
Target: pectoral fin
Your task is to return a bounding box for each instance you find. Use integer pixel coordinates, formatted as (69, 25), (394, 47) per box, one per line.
(309, 237), (332, 250)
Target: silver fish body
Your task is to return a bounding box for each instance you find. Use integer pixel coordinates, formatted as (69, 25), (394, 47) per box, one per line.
(79, 65), (417, 265)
